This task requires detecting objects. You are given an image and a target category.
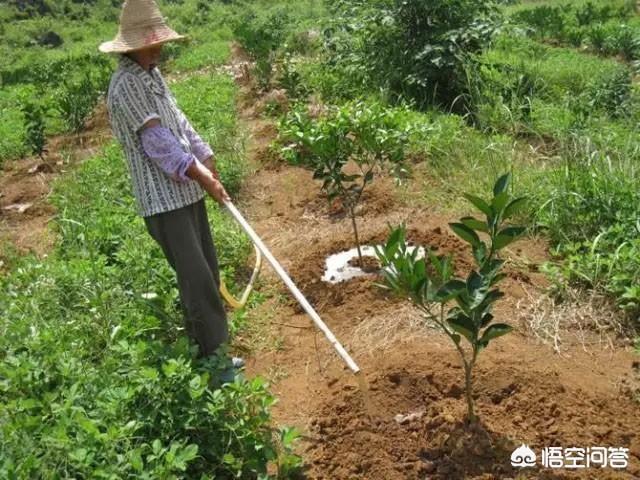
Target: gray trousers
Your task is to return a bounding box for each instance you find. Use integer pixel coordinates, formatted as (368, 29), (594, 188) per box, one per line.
(144, 199), (228, 357)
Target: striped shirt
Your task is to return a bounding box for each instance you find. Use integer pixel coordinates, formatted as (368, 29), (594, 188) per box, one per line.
(106, 55), (205, 217)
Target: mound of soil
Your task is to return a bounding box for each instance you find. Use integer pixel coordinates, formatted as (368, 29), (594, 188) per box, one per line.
(306, 346), (640, 480)
(304, 350), (640, 480)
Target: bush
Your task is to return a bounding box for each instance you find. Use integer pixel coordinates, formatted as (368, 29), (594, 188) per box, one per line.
(279, 100), (413, 258)
(21, 99), (47, 159)
(324, 0), (502, 109)
(231, 6), (292, 88)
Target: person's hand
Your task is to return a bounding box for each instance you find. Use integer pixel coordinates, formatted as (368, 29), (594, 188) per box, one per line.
(203, 155), (220, 180)
(186, 159), (229, 205)
(207, 176), (230, 205)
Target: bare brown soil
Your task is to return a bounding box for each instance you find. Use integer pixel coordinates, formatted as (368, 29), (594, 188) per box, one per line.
(234, 70), (640, 478)
(347, 255), (381, 273)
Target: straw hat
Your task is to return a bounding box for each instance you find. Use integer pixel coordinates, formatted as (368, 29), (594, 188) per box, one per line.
(99, 0), (186, 54)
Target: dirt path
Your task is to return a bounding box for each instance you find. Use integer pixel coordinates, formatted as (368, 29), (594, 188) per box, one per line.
(233, 76), (640, 478)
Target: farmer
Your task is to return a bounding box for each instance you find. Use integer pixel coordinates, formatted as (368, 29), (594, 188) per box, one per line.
(100, 0), (242, 376)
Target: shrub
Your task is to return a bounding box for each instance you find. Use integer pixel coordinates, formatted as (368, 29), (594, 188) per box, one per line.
(56, 73), (98, 133)
(324, 0), (502, 109)
(231, 6), (292, 88)
(376, 173), (527, 422)
(21, 99), (47, 159)
(279, 100), (412, 262)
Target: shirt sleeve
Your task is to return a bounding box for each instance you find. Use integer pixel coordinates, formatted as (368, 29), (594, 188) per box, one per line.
(139, 125), (197, 182)
(116, 74), (161, 132)
(178, 110), (214, 162)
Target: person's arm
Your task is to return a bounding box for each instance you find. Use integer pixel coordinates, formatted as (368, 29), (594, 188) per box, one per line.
(140, 119), (229, 204)
(178, 110), (220, 179)
(116, 75), (228, 204)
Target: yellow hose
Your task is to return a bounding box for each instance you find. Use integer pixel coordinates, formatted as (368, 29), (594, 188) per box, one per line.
(219, 244), (262, 309)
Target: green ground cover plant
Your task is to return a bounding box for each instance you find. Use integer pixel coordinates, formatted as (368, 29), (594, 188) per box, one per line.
(0, 144), (286, 479)
(376, 173), (527, 422)
(0, 63), (301, 476)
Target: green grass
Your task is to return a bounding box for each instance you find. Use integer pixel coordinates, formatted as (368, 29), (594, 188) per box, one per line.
(172, 72), (246, 196)
(504, 0), (633, 16)
(482, 35), (629, 102)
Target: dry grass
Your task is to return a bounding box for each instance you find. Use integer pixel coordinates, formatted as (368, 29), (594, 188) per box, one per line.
(516, 286), (636, 355)
(350, 303), (436, 355)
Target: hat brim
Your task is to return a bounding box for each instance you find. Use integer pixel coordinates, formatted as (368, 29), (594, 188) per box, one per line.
(99, 28), (186, 54)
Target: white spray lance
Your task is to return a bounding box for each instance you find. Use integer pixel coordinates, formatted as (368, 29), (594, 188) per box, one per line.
(223, 200), (362, 375)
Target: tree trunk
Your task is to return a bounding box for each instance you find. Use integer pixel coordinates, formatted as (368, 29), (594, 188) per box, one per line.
(464, 363), (477, 423)
(349, 206), (363, 265)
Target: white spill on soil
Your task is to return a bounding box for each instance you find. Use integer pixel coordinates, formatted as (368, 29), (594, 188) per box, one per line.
(322, 244), (426, 284)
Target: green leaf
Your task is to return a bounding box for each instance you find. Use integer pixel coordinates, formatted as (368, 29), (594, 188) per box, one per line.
(130, 450), (144, 472)
(464, 193), (492, 217)
(281, 427), (300, 447)
(447, 313), (477, 343)
(385, 226), (404, 255)
(483, 289), (505, 306)
(466, 270), (484, 293)
(436, 279), (466, 302)
(472, 242), (488, 266)
(449, 223), (481, 247)
(491, 191), (510, 216)
(480, 312), (494, 327)
(493, 226), (526, 250)
(503, 197), (528, 219)
(480, 323), (513, 344)
(493, 173), (511, 196)
(460, 216), (489, 233)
